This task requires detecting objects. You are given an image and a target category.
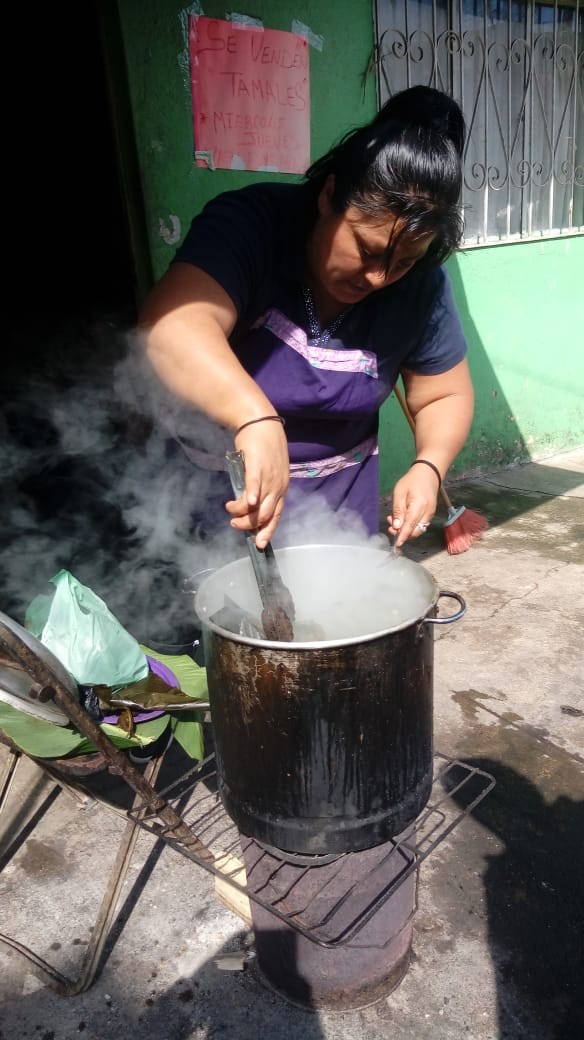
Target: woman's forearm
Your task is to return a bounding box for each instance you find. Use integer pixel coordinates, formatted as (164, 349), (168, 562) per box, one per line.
(138, 264), (290, 547)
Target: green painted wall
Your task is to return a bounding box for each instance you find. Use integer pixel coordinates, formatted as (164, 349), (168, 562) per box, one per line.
(450, 237), (583, 470)
(380, 234), (584, 489)
(114, 1), (584, 489)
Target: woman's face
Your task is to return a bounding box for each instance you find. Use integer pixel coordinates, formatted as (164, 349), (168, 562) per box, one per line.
(307, 176), (435, 308)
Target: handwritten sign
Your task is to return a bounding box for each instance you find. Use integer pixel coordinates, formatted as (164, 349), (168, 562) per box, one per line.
(189, 17), (310, 174)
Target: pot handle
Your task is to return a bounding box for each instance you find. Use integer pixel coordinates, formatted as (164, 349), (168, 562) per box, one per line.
(424, 591), (466, 625)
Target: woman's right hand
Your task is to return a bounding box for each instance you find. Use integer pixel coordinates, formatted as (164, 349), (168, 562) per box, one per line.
(226, 420), (290, 548)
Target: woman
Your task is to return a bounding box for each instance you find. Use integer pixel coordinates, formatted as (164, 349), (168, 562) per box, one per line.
(138, 86), (474, 549)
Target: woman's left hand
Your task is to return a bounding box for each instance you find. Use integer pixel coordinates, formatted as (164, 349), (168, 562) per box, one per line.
(387, 465), (438, 546)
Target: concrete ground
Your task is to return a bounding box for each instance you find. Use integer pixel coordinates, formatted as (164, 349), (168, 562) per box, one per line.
(1, 447), (583, 1040)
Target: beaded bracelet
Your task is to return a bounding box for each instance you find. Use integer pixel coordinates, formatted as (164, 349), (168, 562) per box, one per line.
(235, 415), (286, 437)
(410, 458), (442, 487)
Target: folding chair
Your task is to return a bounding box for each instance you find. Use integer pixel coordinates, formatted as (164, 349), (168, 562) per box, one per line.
(0, 611), (213, 996)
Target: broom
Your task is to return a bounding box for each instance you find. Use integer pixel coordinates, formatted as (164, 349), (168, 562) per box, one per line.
(393, 383), (488, 554)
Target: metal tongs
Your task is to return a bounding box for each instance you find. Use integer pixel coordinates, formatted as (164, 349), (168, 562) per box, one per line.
(225, 450), (296, 641)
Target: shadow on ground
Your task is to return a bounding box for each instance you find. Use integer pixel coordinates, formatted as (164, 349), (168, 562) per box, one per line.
(444, 750), (584, 1040)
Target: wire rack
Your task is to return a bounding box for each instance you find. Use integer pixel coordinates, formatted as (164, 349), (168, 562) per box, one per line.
(128, 751), (495, 949)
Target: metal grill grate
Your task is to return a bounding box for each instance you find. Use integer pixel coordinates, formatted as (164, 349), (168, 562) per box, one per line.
(129, 752), (495, 949)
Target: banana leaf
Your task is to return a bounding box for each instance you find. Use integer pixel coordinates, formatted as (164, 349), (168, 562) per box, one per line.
(140, 646), (207, 761)
(0, 647), (208, 762)
(0, 702), (170, 758)
(92, 671), (207, 712)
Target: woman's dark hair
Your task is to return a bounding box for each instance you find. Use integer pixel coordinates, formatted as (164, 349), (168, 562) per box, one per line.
(305, 86), (466, 266)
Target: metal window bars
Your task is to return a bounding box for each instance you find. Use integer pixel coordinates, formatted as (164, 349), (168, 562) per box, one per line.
(374, 0), (584, 244)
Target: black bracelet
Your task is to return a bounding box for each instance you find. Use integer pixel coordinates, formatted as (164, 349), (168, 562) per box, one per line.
(411, 459), (442, 487)
(235, 415), (286, 437)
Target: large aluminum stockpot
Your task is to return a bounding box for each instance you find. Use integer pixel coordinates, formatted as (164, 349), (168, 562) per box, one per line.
(194, 543), (465, 855)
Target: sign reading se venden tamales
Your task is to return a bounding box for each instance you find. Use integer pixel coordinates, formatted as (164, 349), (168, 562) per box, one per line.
(189, 17), (310, 174)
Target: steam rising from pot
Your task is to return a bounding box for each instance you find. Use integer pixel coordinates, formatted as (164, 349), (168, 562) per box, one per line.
(0, 323), (393, 645)
(197, 546), (436, 645)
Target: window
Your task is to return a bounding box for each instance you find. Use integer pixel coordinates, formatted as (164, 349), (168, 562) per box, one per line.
(375, 0), (584, 244)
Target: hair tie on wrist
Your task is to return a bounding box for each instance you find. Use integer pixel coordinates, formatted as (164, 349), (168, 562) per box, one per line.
(235, 415), (286, 437)
(411, 458), (442, 487)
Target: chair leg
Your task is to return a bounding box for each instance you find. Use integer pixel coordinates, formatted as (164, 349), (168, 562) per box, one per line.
(0, 755), (163, 995)
(66, 755), (166, 995)
(0, 745), (20, 814)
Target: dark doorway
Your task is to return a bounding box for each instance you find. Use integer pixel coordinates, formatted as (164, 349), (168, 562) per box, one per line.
(4, 1), (137, 345)
(1, 3), (144, 626)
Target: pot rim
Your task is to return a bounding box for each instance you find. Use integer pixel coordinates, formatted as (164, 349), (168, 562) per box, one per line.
(193, 543), (440, 650)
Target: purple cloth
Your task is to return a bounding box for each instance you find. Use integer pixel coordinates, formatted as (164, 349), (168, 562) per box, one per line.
(101, 656), (176, 726)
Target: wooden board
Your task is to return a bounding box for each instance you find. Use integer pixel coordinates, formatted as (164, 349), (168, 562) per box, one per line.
(213, 852), (252, 927)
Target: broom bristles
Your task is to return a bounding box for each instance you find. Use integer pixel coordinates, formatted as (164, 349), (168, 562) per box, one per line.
(443, 505), (489, 555)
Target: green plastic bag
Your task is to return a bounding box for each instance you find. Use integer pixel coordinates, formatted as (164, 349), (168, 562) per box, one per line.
(26, 570), (148, 687)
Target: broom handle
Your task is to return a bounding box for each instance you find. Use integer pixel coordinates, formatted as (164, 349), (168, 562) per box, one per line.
(393, 382), (454, 512)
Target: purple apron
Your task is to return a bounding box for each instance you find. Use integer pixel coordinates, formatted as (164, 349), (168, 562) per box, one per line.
(174, 294), (394, 539)
(234, 303), (393, 535)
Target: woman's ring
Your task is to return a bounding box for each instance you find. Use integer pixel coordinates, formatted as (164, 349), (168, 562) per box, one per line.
(416, 521), (429, 532)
